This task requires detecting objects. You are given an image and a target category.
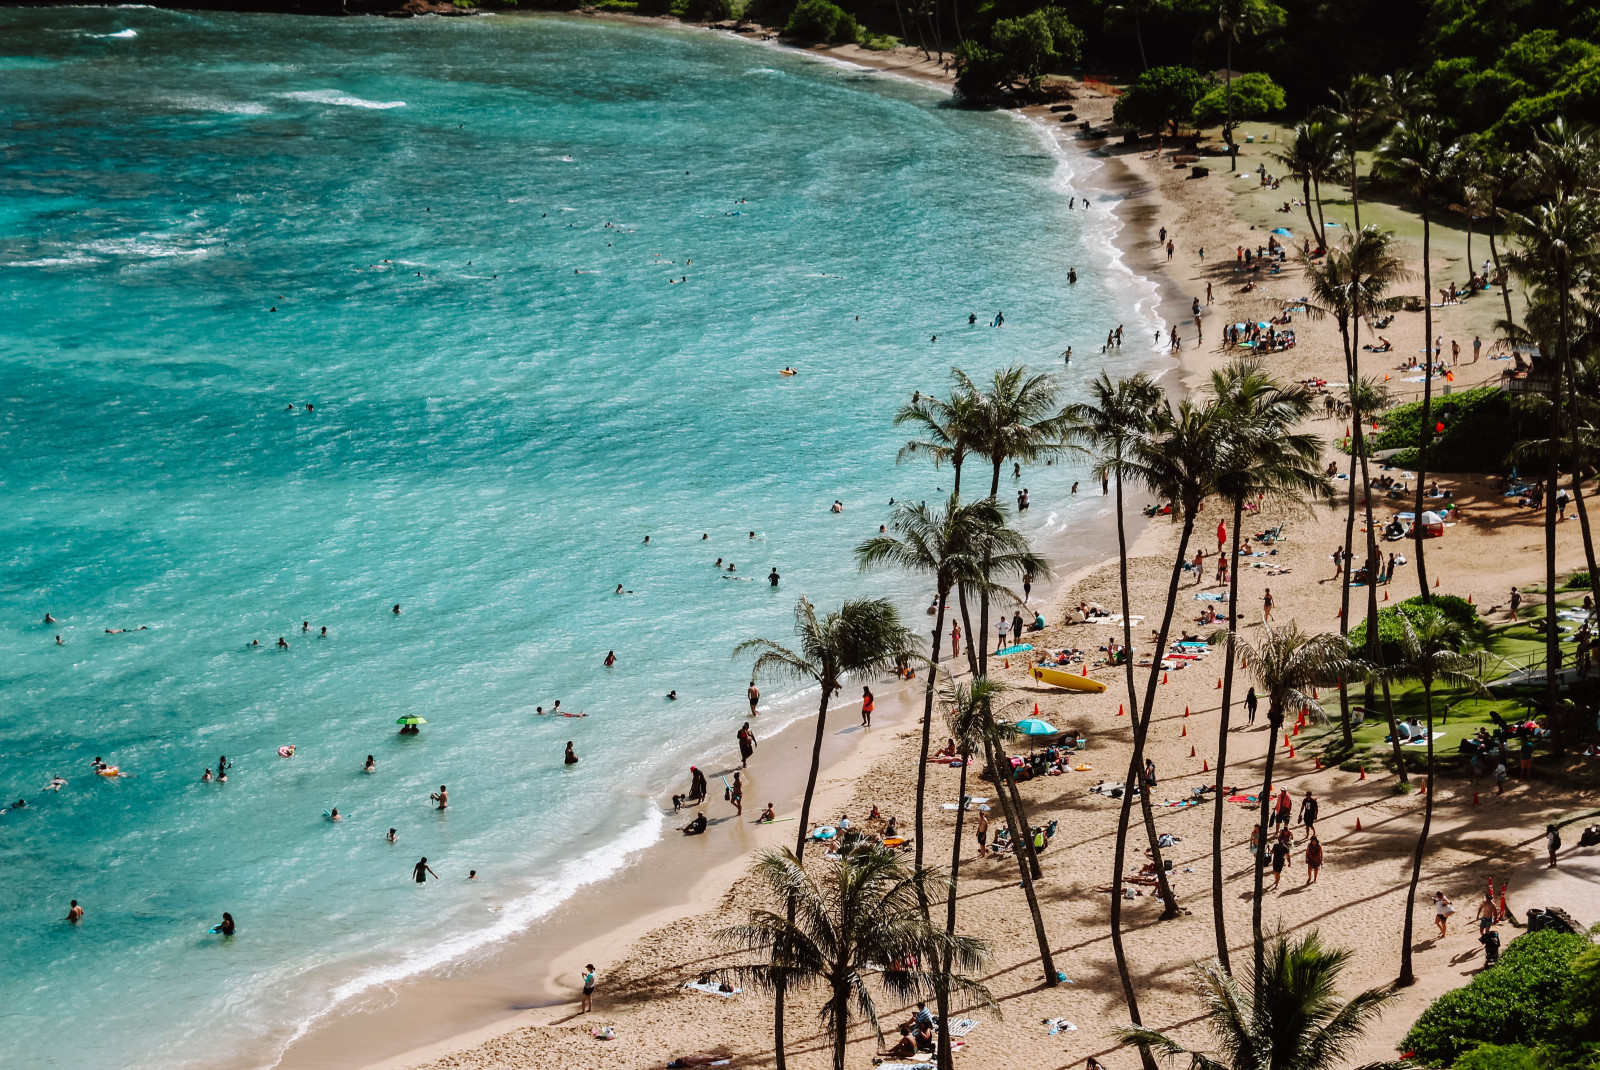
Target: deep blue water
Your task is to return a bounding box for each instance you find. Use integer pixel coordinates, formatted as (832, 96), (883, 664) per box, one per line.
(0, 9), (1160, 1067)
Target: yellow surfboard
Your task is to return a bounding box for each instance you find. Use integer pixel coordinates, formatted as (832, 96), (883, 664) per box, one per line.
(1029, 664), (1108, 694)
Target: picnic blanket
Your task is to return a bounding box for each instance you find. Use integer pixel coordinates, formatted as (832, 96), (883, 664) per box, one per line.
(1227, 794), (1260, 805)
(1400, 730), (1446, 747)
(1194, 591), (1229, 602)
(877, 1063), (935, 1070)
(945, 1019), (980, 1038)
(683, 981), (741, 998)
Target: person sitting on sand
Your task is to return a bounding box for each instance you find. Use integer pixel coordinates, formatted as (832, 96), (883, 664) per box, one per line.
(680, 811), (707, 835)
(758, 802), (776, 822)
(933, 737), (957, 759)
(882, 1025), (917, 1059)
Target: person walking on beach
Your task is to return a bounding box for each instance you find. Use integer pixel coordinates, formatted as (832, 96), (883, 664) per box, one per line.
(1217, 519), (1227, 554)
(975, 810), (989, 857)
(1245, 686), (1258, 726)
(737, 722), (756, 767)
(860, 686), (874, 727)
(1547, 824), (1562, 867)
(1303, 834), (1322, 884)
(1273, 788), (1292, 831)
(1262, 587), (1275, 623)
(1509, 586), (1521, 621)
(729, 771), (743, 815)
(996, 617), (1009, 653)
(1011, 611), (1024, 645)
(1434, 891), (1454, 936)
(950, 621), (961, 659)
(689, 765), (708, 802)
(747, 681), (760, 715)
(1270, 835), (1291, 889)
(413, 857), (439, 884)
(1299, 790), (1318, 839)
(580, 964), (596, 1013)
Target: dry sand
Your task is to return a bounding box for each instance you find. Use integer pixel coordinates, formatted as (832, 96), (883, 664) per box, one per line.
(283, 46), (1600, 1070)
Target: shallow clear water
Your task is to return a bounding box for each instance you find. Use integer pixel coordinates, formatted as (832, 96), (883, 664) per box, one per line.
(0, 10), (1159, 1067)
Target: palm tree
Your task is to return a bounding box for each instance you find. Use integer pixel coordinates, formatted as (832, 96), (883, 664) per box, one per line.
(719, 846), (992, 1070)
(960, 363), (1070, 501)
(735, 597), (919, 1069)
(936, 676), (1014, 1070)
(895, 384), (983, 500)
(1062, 372), (1165, 1035)
(1116, 929), (1406, 1070)
(1374, 116), (1455, 603)
(1303, 226), (1410, 750)
(857, 495), (1020, 875)
(1106, 0), (1161, 70)
(1272, 120), (1341, 243)
(1226, 625), (1350, 982)
(1504, 197), (1600, 758)
(1205, 362), (1330, 971)
(1364, 607), (1487, 987)
(1205, 0), (1285, 171)
(1327, 74), (1385, 229)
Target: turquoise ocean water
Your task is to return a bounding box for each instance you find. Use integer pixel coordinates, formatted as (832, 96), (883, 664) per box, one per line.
(0, 10), (1160, 1067)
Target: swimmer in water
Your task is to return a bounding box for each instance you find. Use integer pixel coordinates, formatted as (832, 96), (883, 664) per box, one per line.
(431, 785), (448, 810)
(301, 621), (310, 632)
(55, 635), (63, 645)
(216, 912), (236, 935)
(565, 741), (579, 765)
(277, 637), (288, 649)
(329, 808), (342, 821)
(387, 828), (397, 842)
(320, 626), (327, 636)
(780, 366), (797, 375)
(604, 650), (616, 667)
(643, 535), (650, 544)
(412, 858), (438, 884)
(968, 313), (977, 325)
(615, 584), (624, 594)
(47, 776), (66, 791)
(667, 690), (678, 700)
(202, 768), (213, 782)
(831, 500), (844, 513)
(43, 613), (56, 623)
(364, 755), (376, 773)
(467, 870), (478, 880)
(392, 604), (402, 614)
(67, 900), (84, 924)
(768, 568), (780, 586)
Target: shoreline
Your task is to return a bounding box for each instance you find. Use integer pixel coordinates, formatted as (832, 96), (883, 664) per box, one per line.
(273, 31), (1177, 1070)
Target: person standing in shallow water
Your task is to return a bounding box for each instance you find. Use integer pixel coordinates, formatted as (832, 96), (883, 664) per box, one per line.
(737, 722), (756, 767)
(564, 741), (578, 765)
(860, 686), (874, 727)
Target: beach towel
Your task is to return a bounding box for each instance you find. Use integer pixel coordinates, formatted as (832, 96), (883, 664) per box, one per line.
(1045, 1018), (1079, 1035)
(1194, 591), (1229, 601)
(683, 981), (741, 998)
(945, 1019), (980, 1037)
(876, 1063), (935, 1070)
(1227, 794), (1260, 805)
(1402, 730), (1446, 747)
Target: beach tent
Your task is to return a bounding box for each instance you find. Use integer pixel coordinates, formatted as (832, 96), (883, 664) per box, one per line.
(1419, 510), (1445, 537)
(1271, 227), (1292, 236)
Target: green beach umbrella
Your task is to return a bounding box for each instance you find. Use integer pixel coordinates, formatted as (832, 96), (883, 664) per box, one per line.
(395, 716), (428, 726)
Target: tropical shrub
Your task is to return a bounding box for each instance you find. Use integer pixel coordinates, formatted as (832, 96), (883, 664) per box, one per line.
(1192, 71), (1288, 134)
(1112, 65), (1210, 136)
(1349, 594), (1483, 663)
(1402, 930), (1589, 1064)
(784, 0), (857, 43)
(1453, 1044), (1541, 1070)
(954, 7), (1080, 100)
(1370, 386), (1518, 472)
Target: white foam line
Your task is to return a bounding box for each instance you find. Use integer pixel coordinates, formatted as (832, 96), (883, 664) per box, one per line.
(264, 803), (664, 1069)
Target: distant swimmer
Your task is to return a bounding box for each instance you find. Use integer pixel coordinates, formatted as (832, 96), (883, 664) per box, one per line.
(43, 613), (56, 623)
(431, 785), (448, 810)
(779, 367), (797, 376)
(831, 500), (844, 513)
(930, 335), (937, 342)
(748, 682), (760, 714)
(992, 311), (1005, 327)
(213, 912), (236, 935)
(47, 776), (66, 791)
(667, 690), (678, 700)
(392, 604), (402, 615)
(701, 533), (709, 540)
(604, 650), (616, 667)
(565, 742), (579, 764)
(1068, 268), (1077, 284)
(320, 626), (327, 636)
(968, 313), (977, 325)
(749, 531), (757, 539)
(66, 900), (84, 924)
(412, 858), (439, 884)
(387, 828), (397, 842)
(328, 808), (343, 821)
(55, 635), (63, 645)
(467, 870), (478, 880)
(768, 568), (780, 587)
(714, 558), (722, 568)
(364, 755), (376, 773)
(302, 621), (310, 632)
(615, 584), (624, 594)
(726, 563), (735, 572)
(643, 535), (650, 544)
(104, 626), (148, 634)
(1063, 347), (1072, 364)
(276, 637), (288, 649)
(202, 768), (213, 782)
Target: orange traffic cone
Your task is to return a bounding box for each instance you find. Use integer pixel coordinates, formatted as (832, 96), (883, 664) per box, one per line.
(1190, 745), (1196, 757)
(1202, 758), (1209, 772)
(1472, 791), (1480, 807)
(1435, 576), (1441, 588)
(1293, 723), (1301, 736)
(1117, 704), (1126, 717)
(1182, 723), (1188, 737)
(1242, 656), (1248, 668)
(1288, 745), (1295, 758)
(1162, 671), (1169, 684)
(1313, 687), (1319, 699)
(1034, 702), (1040, 717)
(1383, 590), (1389, 601)
(1315, 756), (1324, 770)
(1418, 781), (1427, 795)
(1004, 658), (1010, 669)
(1284, 733), (1291, 748)
(1358, 766), (1367, 780)
(1216, 677), (1223, 689)
(1335, 608), (1342, 619)
(1184, 705), (1191, 717)
(1355, 816), (1362, 831)
(1468, 593), (1474, 604)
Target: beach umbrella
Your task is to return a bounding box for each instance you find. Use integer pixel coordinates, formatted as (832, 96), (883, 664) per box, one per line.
(1014, 718), (1058, 736)
(1272, 227), (1292, 236)
(395, 716), (428, 725)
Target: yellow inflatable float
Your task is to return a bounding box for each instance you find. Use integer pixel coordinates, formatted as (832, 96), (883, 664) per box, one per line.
(1029, 664), (1108, 694)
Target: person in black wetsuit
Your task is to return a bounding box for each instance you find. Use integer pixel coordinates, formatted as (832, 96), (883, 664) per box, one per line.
(681, 812), (707, 835)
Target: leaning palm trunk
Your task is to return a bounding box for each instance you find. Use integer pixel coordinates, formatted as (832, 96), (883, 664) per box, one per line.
(1251, 700), (1285, 982)
(1488, 221), (1514, 330)
(916, 597), (950, 873)
(1210, 492), (1246, 970)
(937, 748), (972, 1070)
(1107, 469), (1156, 1058)
(1301, 173), (1319, 243)
(983, 734), (1057, 981)
(1411, 208), (1436, 602)
(1355, 426), (1403, 780)
(1545, 281), (1568, 755)
(1337, 434), (1359, 737)
(1397, 679), (1438, 985)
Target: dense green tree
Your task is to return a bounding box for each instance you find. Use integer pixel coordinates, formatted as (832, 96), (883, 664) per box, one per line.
(954, 6), (1080, 98)
(1113, 64), (1211, 136)
(1193, 71), (1287, 145)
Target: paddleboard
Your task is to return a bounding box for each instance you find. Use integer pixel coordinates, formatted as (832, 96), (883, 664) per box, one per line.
(1029, 664), (1107, 694)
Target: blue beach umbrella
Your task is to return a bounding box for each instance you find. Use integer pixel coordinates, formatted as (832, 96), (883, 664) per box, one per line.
(1014, 718), (1058, 736)
(1272, 227), (1292, 236)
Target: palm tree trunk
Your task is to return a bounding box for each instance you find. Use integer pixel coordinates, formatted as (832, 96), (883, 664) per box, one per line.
(891, 0), (909, 46)
(1356, 419), (1395, 771)
(1546, 280), (1568, 756)
(957, 585), (980, 679)
(1488, 220), (1513, 330)
(1134, 14), (1147, 69)
(1302, 176), (1318, 243)
(1562, 347), (1600, 653)
(1130, 512), (1194, 918)
(937, 755), (971, 1070)
(995, 735), (1042, 879)
(916, 595), (950, 874)
(1210, 493), (1245, 971)
(1465, 215), (1473, 270)
(1225, 42), (1236, 172)
(951, 0), (963, 45)
(983, 735), (1057, 983)
(1252, 706), (1283, 984)
(831, 981), (849, 1070)
(795, 688), (835, 859)
(1412, 204), (1435, 604)
(1396, 679), (1437, 986)
(1313, 175), (1327, 238)
(1338, 429), (1359, 740)
(1108, 469), (1154, 1065)
(1380, 675), (1407, 782)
